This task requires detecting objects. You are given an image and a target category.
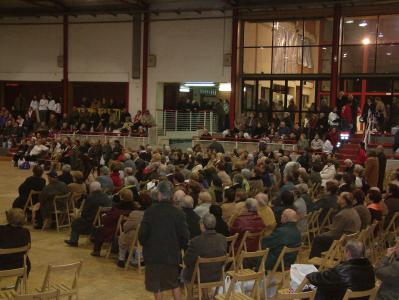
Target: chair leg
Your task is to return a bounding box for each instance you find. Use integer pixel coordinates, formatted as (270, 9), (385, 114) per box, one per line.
(124, 245), (135, 270)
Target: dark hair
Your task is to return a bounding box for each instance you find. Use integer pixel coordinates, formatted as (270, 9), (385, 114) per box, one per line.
(367, 189), (382, 203)
(224, 188), (236, 203)
(212, 175), (222, 188)
(343, 173), (355, 185)
(388, 183), (399, 198)
(352, 189), (365, 206)
(174, 172), (185, 184)
(326, 181), (339, 195)
(340, 192), (354, 206)
(209, 204), (223, 218)
(32, 165), (44, 177)
(138, 193), (152, 210)
(281, 190), (295, 207)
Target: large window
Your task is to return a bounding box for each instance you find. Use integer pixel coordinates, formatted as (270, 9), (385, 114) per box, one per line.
(243, 19), (333, 75)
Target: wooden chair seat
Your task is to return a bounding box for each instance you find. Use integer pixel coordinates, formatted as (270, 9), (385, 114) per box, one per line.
(226, 268), (258, 277)
(277, 290), (316, 299)
(308, 257), (338, 268)
(0, 290), (17, 299)
(215, 294), (253, 300)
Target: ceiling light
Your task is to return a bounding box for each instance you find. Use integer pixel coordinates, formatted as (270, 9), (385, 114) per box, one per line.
(184, 82), (215, 87)
(322, 47), (327, 50)
(345, 19), (354, 24)
(179, 86), (190, 93)
(359, 20), (368, 27)
(219, 83), (232, 92)
(343, 52), (348, 58)
(387, 52), (392, 56)
(378, 32), (384, 38)
(362, 37), (371, 45)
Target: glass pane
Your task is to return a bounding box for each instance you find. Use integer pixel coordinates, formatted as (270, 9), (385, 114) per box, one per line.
(376, 45), (399, 73)
(272, 46), (302, 74)
(257, 81), (271, 112)
(273, 21), (303, 47)
(343, 16), (378, 45)
(244, 21), (273, 47)
(272, 81), (286, 112)
(366, 78), (392, 93)
(243, 48), (256, 74)
(302, 80), (316, 111)
(394, 80), (399, 93)
(243, 81), (256, 111)
(305, 18), (333, 45)
(321, 80), (331, 92)
(301, 47), (317, 73)
(341, 45), (376, 73)
(345, 79), (362, 93)
(378, 15), (399, 44)
(256, 47), (272, 74)
(321, 46), (332, 73)
(320, 94), (331, 112)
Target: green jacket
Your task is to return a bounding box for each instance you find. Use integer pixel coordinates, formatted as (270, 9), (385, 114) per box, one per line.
(261, 222), (301, 270)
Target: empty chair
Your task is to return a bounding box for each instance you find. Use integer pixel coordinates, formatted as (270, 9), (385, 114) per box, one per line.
(44, 193), (71, 232)
(0, 267), (27, 299)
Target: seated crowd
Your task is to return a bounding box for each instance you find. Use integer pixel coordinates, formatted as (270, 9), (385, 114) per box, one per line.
(0, 94), (156, 149)
(3, 132), (399, 299)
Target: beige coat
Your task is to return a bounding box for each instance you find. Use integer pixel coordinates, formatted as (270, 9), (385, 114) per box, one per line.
(118, 210), (144, 248)
(365, 157), (379, 188)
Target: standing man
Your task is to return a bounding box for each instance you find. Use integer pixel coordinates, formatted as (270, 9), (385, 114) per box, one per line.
(376, 145), (387, 191)
(349, 94), (359, 134)
(336, 90), (348, 117)
(38, 94), (48, 123)
(139, 180), (189, 300)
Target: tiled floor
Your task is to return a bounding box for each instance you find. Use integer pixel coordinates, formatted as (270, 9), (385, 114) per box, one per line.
(0, 161), (175, 300)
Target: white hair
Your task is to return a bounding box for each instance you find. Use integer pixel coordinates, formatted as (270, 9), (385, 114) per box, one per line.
(90, 181), (102, 193)
(245, 198), (258, 212)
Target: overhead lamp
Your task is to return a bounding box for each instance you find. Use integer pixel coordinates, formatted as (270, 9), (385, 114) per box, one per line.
(387, 52), (392, 56)
(343, 52), (348, 58)
(362, 37), (371, 45)
(219, 83), (232, 92)
(345, 19), (354, 24)
(322, 47), (327, 50)
(179, 86), (190, 92)
(359, 20), (368, 27)
(184, 82), (215, 87)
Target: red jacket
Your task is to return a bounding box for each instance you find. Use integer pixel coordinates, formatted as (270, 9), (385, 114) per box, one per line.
(230, 212), (266, 252)
(110, 171), (123, 188)
(355, 148), (368, 165)
(327, 131), (339, 146)
(342, 104), (353, 125)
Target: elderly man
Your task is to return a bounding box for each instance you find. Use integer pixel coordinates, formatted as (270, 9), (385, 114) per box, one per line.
(183, 213), (227, 285)
(375, 244), (399, 300)
(307, 240), (375, 300)
(37, 170), (69, 229)
(230, 198), (266, 252)
(65, 181), (111, 247)
(96, 166), (114, 194)
(194, 191), (212, 219)
(57, 164), (73, 185)
(181, 195), (201, 239)
(139, 180), (189, 300)
(310, 192), (361, 258)
(254, 193), (276, 236)
(261, 209), (301, 270)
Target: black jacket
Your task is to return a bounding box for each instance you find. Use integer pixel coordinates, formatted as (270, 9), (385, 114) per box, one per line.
(13, 175), (46, 208)
(139, 201), (189, 265)
(307, 258), (375, 300)
(182, 207), (201, 240)
(0, 225), (31, 272)
(57, 172), (73, 185)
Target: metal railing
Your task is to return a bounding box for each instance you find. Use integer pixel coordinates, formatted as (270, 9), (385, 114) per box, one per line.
(156, 110), (218, 136)
(54, 133), (149, 149)
(192, 137), (297, 153)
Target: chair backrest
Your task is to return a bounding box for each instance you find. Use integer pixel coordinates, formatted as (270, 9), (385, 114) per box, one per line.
(53, 193), (72, 212)
(319, 208), (334, 232)
(237, 249), (269, 272)
(226, 233), (238, 270)
(23, 190), (41, 213)
(0, 267), (27, 293)
(40, 261), (83, 292)
(243, 230), (264, 252)
(385, 211), (399, 236)
(191, 255), (227, 300)
(342, 287), (378, 300)
(53, 192), (71, 203)
(268, 245), (301, 288)
(224, 270), (264, 300)
(0, 244), (31, 255)
(277, 290), (316, 300)
(14, 289), (60, 300)
(92, 206), (112, 227)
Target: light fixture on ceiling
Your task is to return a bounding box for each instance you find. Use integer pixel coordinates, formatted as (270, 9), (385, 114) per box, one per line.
(343, 52), (348, 58)
(345, 19), (354, 24)
(359, 20), (368, 27)
(184, 82), (215, 87)
(322, 47), (327, 50)
(179, 86), (190, 93)
(362, 37), (371, 45)
(219, 83), (232, 92)
(387, 52), (392, 56)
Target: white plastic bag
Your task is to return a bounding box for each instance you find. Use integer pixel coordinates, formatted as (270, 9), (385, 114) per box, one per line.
(290, 264), (318, 291)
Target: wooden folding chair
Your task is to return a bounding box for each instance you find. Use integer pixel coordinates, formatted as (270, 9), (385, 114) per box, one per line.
(319, 208), (334, 233)
(226, 233), (238, 272)
(309, 239), (341, 271)
(304, 209), (321, 247)
(23, 190), (41, 223)
(277, 290), (316, 300)
(243, 231), (264, 252)
(265, 245), (301, 291)
(92, 207), (112, 229)
(38, 260), (83, 299)
(105, 215), (125, 258)
(69, 192), (85, 219)
(124, 224), (144, 274)
(342, 287), (378, 300)
(49, 193), (72, 232)
(14, 289), (60, 300)
(215, 270), (264, 300)
(0, 268), (27, 299)
(186, 256), (227, 300)
(384, 212), (399, 248)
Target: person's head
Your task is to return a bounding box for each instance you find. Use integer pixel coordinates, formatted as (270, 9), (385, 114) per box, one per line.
(295, 183), (308, 194)
(345, 240), (365, 260)
(181, 195), (194, 209)
(367, 188), (382, 204)
(376, 144), (384, 154)
(337, 192), (353, 208)
(255, 193), (268, 207)
(326, 180), (339, 195)
(62, 164), (71, 174)
(200, 213), (217, 232)
(209, 204), (223, 218)
(199, 191), (212, 205)
(157, 180), (173, 202)
(224, 188), (236, 203)
(388, 183), (399, 198)
(89, 181), (102, 193)
(119, 189), (134, 203)
(100, 166), (110, 176)
(353, 189), (365, 206)
(173, 189), (186, 206)
(47, 170), (58, 182)
(71, 171), (84, 184)
(32, 165), (44, 178)
(344, 159), (353, 168)
(281, 208), (298, 224)
(6, 208), (25, 226)
(245, 198), (258, 212)
(281, 190), (295, 207)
